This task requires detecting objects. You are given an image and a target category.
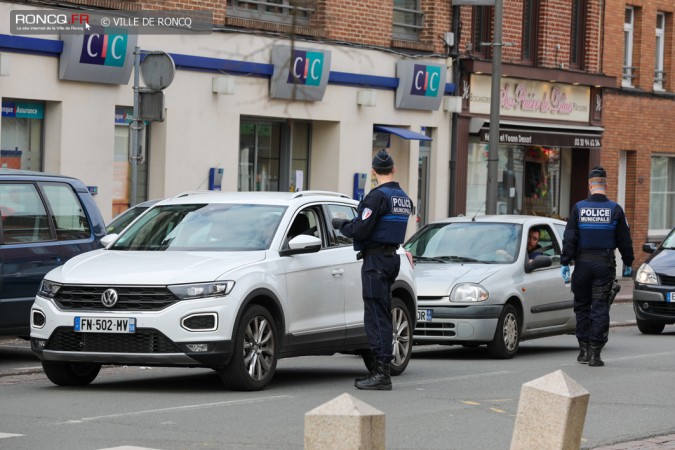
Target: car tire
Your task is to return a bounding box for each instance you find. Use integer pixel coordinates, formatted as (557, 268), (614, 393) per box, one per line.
(636, 318), (665, 335)
(390, 297), (413, 376)
(487, 304), (520, 359)
(219, 305), (278, 391)
(42, 361), (101, 386)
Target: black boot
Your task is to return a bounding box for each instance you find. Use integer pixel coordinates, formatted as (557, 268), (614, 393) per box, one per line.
(577, 341), (590, 364)
(355, 362), (392, 391)
(354, 352), (377, 385)
(589, 344), (604, 367)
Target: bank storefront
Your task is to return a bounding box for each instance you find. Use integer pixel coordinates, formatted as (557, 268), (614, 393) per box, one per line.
(459, 74), (604, 219)
(0, 2), (453, 228)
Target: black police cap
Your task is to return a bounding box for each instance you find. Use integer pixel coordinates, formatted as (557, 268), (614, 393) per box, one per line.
(372, 149), (394, 170)
(588, 166), (607, 179)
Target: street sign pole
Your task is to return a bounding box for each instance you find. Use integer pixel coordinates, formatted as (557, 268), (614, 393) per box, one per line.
(130, 46), (141, 208)
(486, 0), (503, 215)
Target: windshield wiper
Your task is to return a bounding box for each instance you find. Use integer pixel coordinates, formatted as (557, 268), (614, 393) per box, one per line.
(437, 255), (484, 263)
(412, 255), (447, 263)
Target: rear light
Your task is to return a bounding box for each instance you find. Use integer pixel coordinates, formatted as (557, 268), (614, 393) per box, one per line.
(405, 251), (414, 268)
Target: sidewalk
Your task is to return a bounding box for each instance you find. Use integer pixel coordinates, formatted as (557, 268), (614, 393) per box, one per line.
(614, 277), (634, 304)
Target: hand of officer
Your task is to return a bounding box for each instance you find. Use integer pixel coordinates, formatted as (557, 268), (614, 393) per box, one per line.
(561, 265), (571, 283)
(332, 218), (348, 230)
(622, 266), (632, 277)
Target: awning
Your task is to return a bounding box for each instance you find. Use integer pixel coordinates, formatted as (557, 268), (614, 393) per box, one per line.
(374, 125), (432, 141)
(470, 119), (603, 149)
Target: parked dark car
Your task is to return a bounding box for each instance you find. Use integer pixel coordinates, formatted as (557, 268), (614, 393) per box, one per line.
(0, 169), (106, 337)
(633, 227), (675, 334)
(106, 199), (160, 234)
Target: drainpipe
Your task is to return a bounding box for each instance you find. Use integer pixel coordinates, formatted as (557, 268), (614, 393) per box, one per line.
(448, 5), (461, 217)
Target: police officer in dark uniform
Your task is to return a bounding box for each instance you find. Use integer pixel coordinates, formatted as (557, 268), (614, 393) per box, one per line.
(561, 166), (634, 367)
(332, 149), (412, 390)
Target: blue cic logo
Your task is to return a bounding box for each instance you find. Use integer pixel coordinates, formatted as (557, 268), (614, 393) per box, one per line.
(79, 27), (128, 67)
(410, 64), (441, 97)
(287, 50), (324, 86)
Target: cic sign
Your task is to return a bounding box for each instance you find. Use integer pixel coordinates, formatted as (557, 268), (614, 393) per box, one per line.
(270, 45), (331, 101)
(59, 28), (137, 84)
(395, 60), (447, 110)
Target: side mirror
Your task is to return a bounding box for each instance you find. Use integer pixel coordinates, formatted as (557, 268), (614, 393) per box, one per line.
(642, 243), (658, 254)
(525, 255), (552, 273)
(100, 233), (118, 248)
(279, 235), (322, 256)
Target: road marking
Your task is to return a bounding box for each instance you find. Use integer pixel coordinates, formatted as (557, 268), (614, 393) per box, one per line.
(490, 407), (506, 413)
(0, 433), (23, 438)
(462, 400), (480, 405)
(58, 395), (291, 425)
(100, 447), (160, 450)
(398, 370), (513, 387)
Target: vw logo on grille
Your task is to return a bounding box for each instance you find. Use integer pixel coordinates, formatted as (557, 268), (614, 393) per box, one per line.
(101, 288), (119, 308)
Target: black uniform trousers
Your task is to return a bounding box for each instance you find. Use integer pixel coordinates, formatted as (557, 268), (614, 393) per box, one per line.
(361, 252), (400, 364)
(571, 257), (615, 345)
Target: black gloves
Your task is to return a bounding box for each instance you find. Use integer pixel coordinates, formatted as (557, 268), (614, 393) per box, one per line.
(332, 218), (348, 230)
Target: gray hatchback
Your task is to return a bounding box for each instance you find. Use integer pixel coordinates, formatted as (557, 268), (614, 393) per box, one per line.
(405, 215), (575, 358)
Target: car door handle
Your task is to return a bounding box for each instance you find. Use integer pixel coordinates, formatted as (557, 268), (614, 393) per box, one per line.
(331, 269), (344, 277)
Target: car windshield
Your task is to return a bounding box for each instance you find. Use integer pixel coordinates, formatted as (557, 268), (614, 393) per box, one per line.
(662, 229), (675, 249)
(106, 206), (149, 234)
(110, 203), (286, 251)
(404, 222), (522, 264)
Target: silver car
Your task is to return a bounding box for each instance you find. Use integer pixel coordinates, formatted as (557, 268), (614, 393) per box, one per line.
(405, 215), (575, 358)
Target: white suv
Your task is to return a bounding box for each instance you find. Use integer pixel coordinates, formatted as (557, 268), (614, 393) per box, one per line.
(30, 191), (417, 390)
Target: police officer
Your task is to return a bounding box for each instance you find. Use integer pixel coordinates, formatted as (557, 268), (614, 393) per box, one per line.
(332, 149), (412, 390)
(561, 166), (634, 367)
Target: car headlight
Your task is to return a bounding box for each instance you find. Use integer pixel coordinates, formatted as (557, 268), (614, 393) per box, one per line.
(38, 279), (62, 298)
(168, 281), (235, 300)
(450, 283), (489, 302)
(635, 263), (658, 285)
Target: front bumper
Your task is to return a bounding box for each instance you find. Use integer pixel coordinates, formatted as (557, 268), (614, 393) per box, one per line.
(633, 285), (675, 324)
(414, 303), (503, 343)
(30, 294), (240, 368)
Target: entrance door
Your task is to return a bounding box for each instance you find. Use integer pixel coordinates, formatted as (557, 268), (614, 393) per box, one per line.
(238, 119), (310, 192)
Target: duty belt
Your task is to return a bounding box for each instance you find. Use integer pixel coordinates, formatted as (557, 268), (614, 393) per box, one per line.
(578, 251), (615, 262)
(357, 244), (399, 260)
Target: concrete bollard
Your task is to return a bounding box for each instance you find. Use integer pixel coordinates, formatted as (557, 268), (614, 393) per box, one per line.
(304, 393), (385, 450)
(510, 370), (590, 450)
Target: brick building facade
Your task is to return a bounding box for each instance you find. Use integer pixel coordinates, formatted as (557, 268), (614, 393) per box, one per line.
(601, 0), (675, 268)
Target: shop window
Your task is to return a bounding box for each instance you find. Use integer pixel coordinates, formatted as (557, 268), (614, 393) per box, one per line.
(654, 12), (666, 91)
(393, 0), (424, 41)
(570, 0), (587, 70)
(1, 100), (44, 171)
(521, 0), (539, 65)
(466, 140), (562, 218)
(238, 119), (310, 192)
(623, 6), (636, 87)
(649, 155), (675, 234)
(227, 0), (313, 25)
